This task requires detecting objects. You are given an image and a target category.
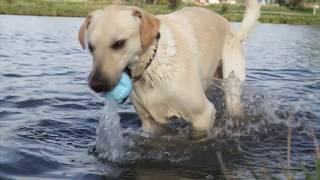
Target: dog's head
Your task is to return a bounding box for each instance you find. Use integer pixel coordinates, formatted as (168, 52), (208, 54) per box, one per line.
(78, 5), (160, 92)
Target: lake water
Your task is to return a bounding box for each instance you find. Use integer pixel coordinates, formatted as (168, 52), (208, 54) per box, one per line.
(0, 15), (319, 179)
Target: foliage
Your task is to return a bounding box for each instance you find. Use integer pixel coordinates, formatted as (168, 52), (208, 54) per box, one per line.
(168, 0), (181, 10)
(5, 0), (15, 4)
(0, 0), (319, 24)
(289, 0), (305, 8)
(221, 3), (230, 13)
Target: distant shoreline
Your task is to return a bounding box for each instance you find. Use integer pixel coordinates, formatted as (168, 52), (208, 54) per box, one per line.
(0, 0), (319, 25)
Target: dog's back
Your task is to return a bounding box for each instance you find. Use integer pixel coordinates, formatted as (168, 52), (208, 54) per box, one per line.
(157, 7), (232, 90)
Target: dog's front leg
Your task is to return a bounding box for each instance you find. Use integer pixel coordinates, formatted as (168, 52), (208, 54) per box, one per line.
(141, 117), (167, 136)
(131, 97), (166, 136)
(189, 99), (216, 132)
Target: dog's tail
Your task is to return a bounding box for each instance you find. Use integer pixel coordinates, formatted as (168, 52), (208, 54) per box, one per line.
(222, 0), (261, 81)
(237, 0), (261, 42)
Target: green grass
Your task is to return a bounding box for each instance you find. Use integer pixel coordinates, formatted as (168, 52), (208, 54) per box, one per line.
(0, 0), (319, 24)
(0, 0), (111, 16)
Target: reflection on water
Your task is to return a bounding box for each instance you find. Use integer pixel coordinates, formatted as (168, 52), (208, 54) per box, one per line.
(0, 14), (319, 179)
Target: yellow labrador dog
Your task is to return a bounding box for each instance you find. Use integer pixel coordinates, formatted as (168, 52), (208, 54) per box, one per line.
(79, 0), (261, 135)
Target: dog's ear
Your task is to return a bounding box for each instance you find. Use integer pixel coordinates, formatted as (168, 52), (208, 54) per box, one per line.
(133, 9), (160, 50)
(78, 15), (92, 50)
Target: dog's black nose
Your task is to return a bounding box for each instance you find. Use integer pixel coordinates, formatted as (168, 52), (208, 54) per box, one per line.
(89, 73), (111, 93)
(89, 81), (108, 92)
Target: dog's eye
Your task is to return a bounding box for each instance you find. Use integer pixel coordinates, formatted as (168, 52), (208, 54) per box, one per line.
(88, 42), (95, 53)
(111, 39), (126, 50)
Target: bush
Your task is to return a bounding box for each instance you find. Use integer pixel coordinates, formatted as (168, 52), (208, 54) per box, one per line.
(221, 3), (229, 13)
(168, 0), (181, 10)
(287, 0), (305, 8)
(6, 0), (16, 4)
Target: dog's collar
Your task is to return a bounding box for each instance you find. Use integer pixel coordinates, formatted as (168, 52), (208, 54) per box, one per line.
(132, 32), (161, 82)
(143, 32), (161, 72)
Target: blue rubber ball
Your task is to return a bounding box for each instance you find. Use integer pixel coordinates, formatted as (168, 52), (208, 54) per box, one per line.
(105, 73), (132, 103)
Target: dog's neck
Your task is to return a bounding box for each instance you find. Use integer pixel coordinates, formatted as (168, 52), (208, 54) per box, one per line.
(130, 23), (178, 88)
(130, 33), (161, 82)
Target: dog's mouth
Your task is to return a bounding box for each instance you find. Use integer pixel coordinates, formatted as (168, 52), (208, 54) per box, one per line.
(89, 66), (132, 93)
(124, 66), (132, 78)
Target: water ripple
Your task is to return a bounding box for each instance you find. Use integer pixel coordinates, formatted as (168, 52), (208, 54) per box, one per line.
(14, 98), (55, 108)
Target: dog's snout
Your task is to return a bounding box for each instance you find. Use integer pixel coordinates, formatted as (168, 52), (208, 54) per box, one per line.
(89, 73), (111, 92)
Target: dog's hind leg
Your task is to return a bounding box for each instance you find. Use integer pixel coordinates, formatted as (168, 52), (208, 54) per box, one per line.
(222, 33), (244, 119)
(221, 0), (261, 119)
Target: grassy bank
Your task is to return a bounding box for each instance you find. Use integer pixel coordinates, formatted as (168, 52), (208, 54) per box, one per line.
(0, 0), (319, 25)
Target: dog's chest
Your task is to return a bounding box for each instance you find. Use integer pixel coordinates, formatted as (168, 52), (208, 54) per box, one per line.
(132, 81), (183, 123)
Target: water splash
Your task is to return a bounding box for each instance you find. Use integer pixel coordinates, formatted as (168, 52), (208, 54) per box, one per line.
(95, 96), (126, 162)
(94, 76), (290, 163)
(205, 76), (285, 139)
